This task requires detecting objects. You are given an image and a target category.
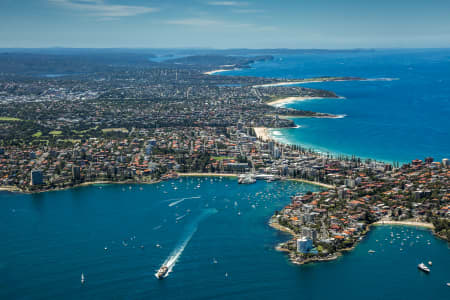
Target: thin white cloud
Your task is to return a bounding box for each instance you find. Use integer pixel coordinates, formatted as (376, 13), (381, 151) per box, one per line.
(232, 9), (264, 13)
(165, 18), (276, 31)
(207, 1), (248, 6)
(49, 0), (158, 17)
(165, 18), (223, 26)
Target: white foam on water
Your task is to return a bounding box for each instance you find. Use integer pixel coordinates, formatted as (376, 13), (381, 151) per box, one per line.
(168, 196), (201, 207)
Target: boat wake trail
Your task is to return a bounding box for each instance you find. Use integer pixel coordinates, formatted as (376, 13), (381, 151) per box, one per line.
(156, 208), (217, 278)
(168, 196), (201, 207)
(365, 77), (400, 82)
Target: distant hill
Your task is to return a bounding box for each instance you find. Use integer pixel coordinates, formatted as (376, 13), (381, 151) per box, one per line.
(0, 52), (156, 76)
(163, 55), (274, 69)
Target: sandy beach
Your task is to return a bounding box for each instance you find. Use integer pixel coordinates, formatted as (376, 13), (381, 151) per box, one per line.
(253, 80), (329, 88)
(253, 78), (363, 88)
(0, 186), (21, 192)
(203, 69), (231, 75)
(266, 96), (326, 107)
(287, 178), (335, 189)
(177, 173), (237, 178)
(373, 220), (434, 229)
(253, 127), (272, 141)
(269, 219), (297, 237)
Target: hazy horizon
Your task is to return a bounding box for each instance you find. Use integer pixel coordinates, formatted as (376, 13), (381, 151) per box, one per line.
(1, 0), (450, 49)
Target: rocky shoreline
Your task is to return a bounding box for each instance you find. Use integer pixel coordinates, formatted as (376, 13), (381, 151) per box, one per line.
(269, 215), (444, 267)
(0, 179), (162, 194)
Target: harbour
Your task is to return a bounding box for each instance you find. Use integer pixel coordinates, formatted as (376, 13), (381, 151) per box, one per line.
(1, 177), (448, 299)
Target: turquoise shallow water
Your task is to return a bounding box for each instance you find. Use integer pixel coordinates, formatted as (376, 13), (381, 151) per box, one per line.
(1, 178), (449, 299)
(224, 49), (450, 163)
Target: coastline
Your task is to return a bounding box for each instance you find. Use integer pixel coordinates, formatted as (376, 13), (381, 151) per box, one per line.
(253, 127), (272, 141)
(268, 218), (343, 265)
(253, 78), (360, 88)
(203, 69), (230, 75)
(0, 186), (21, 193)
(266, 96), (327, 107)
(373, 220), (434, 229)
(0, 179), (162, 194)
(269, 216), (441, 267)
(286, 178), (335, 189)
(269, 218), (297, 236)
(203, 68), (240, 75)
(177, 173), (237, 178)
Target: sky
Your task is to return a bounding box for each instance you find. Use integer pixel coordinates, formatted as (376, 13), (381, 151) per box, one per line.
(1, 0), (450, 49)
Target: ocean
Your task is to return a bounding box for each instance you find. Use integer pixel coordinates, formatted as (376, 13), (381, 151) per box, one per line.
(223, 49), (450, 163)
(1, 178), (449, 299)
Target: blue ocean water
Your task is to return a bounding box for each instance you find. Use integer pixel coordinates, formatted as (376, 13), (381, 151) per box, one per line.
(1, 178), (449, 299)
(225, 49), (450, 163)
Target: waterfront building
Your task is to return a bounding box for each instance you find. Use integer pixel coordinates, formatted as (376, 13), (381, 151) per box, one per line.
(297, 237), (313, 254)
(301, 227), (318, 242)
(345, 178), (356, 188)
(72, 166), (81, 181)
(443, 158), (449, 168)
(30, 170), (43, 186)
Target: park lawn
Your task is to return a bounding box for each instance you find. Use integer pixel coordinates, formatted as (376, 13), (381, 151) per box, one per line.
(58, 139), (82, 143)
(72, 126), (98, 134)
(32, 131), (42, 137)
(102, 128), (129, 133)
(0, 117), (21, 121)
(212, 156), (235, 161)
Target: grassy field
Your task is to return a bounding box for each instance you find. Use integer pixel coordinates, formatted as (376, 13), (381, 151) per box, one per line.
(32, 131), (42, 137)
(58, 139), (82, 144)
(0, 117), (21, 121)
(102, 128), (129, 133)
(72, 126), (98, 134)
(212, 156), (235, 161)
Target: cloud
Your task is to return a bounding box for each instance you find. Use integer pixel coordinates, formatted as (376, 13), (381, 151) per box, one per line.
(165, 18), (223, 26)
(232, 9), (264, 13)
(207, 1), (248, 6)
(165, 18), (276, 31)
(49, 0), (158, 17)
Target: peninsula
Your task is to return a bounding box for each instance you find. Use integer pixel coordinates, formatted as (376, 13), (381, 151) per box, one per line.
(0, 51), (448, 265)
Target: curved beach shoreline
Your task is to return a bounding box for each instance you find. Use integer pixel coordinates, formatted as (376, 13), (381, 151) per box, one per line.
(177, 173), (237, 178)
(203, 69), (231, 75)
(266, 96), (327, 107)
(373, 220), (434, 229)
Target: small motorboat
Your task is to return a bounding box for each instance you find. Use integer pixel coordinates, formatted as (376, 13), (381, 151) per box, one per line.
(418, 263), (430, 273)
(156, 266), (169, 279)
(81, 273), (85, 284)
(428, 261), (432, 266)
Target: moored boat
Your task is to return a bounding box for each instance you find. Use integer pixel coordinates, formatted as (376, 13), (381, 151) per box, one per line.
(417, 263), (430, 273)
(238, 174), (256, 184)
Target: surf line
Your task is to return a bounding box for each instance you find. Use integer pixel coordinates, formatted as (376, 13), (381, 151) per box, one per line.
(156, 208), (217, 279)
(168, 196), (201, 207)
